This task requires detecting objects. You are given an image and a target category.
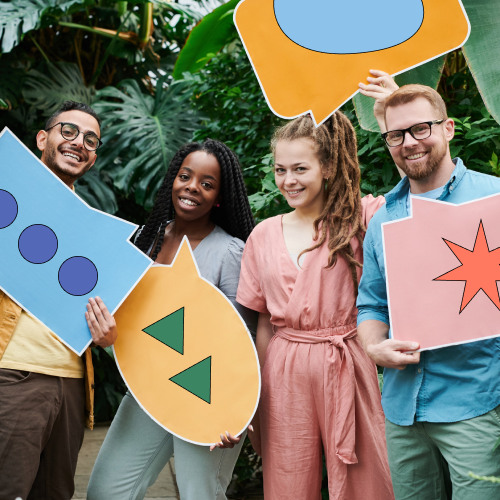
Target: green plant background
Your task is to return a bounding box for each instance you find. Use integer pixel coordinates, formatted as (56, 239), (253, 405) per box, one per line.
(2, 0), (500, 495)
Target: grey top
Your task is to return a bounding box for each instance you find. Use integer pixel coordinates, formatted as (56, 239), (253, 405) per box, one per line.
(149, 224), (257, 338)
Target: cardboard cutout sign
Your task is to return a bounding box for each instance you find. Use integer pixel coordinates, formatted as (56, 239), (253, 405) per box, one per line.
(113, 238), (260, 445)
(0, 128), (152, 354)
(383, 194), (500, 350)
(234, 0), (470, 124)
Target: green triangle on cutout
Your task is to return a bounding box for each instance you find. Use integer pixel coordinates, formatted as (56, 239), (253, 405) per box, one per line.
(169, 356), (212, 404)
(142, 307), (184, 355)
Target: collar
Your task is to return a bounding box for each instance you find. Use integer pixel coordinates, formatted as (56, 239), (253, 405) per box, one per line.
(385, 158), (466, 219)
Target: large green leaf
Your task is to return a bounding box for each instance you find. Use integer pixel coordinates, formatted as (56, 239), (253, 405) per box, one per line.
(22, 61), (94, 115)
(93, 77), (200, 209)
(353, 56), (446, 132)
(461, 0), (500, 125)
(0, 0), (84, 53)
(75, 170), (118, 214)
(172, 0), (238, 79)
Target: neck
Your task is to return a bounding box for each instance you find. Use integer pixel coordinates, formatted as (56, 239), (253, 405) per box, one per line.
(409, 157), (455, 194)
(292, 193), (325, 222)
(170, 217), (215, 241)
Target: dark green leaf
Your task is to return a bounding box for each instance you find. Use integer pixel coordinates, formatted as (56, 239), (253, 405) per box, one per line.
(0, 0), (84, 53)
(462, 0), (500, 125)
(172, 0), (239, 79)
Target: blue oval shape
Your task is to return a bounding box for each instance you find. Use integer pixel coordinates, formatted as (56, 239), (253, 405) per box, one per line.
(274, 0), (424, 54)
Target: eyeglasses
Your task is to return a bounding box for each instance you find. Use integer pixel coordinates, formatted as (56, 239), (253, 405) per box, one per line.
(382, 120), (444, 147)
(45, 122), (102, 151)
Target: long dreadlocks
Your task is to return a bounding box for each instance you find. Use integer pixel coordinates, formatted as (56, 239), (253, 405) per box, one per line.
(135, 139), (255, 261)
(271, 112), (365, 294)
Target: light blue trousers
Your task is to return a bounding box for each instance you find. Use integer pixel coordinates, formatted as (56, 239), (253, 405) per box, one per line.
(87, 392), (245, 500)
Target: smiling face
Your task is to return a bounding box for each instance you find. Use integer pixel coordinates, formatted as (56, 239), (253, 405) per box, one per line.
(274, 138), (326, 214)
(171, 151), (221, 224)
(385, 97), (455, 189)
(36, 110), (100, 187)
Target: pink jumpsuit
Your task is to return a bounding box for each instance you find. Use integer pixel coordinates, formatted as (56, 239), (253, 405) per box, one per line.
(237, 196), (394, 500)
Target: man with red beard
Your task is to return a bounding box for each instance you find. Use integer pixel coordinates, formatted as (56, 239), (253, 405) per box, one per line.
(356, 82), (500, 499)
(0, 101), (116, 499)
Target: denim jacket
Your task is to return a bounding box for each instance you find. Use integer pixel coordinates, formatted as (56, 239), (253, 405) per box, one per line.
(357, 159), (500, 425)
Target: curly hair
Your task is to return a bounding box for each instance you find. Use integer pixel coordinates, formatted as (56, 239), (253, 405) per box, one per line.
(271, 112), (364, 293)
(135, 139), (255, 260)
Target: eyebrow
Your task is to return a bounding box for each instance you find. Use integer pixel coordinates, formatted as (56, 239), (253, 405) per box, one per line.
(179, 167), (218, 182)
(274, 162), (308, 167)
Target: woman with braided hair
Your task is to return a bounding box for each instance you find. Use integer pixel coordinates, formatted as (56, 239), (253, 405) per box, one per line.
(237, 112), (394, 499)
(88, 139), (256, 500)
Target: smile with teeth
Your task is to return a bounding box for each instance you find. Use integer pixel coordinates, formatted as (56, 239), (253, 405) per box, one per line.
(286, 188), (304, 195)
(406, 152), (426, 160)
(179, 197), (199, 207)
(62, 151), (82, 161)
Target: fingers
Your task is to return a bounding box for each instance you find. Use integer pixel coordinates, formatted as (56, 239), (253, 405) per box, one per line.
(86, 297), (117, 348)
(210, 431), (241, 451)
(366, 339), (421, 370)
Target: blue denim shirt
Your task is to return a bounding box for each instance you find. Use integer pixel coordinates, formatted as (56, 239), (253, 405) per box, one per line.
(357, 159), (500, 425)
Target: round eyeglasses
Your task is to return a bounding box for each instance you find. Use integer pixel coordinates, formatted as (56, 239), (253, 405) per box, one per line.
(45, 122), (103, 151)
(382, 120), (444, 147)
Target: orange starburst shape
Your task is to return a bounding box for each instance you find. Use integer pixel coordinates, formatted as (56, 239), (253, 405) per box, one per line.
(434, 220), (500, 313)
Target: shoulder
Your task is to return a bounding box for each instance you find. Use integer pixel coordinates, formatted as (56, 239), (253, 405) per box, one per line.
(207, 226), (244, 255)
(247, 215), (281, 241)
(361, 194), (385, 226)
(464, 168), (500, 187)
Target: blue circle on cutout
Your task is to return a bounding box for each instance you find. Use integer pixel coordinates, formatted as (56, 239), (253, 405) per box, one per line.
(58, 256), (98, 296)
(18, 225), (58, 264)
(0, 190), (18, 228)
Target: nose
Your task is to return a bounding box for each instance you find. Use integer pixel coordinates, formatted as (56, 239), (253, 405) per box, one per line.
(283, 170), (297, 185)
(185, 178), (200, 192)
(69, 131), (86, 148)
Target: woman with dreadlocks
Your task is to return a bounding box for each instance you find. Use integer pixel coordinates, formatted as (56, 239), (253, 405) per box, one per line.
(236, 113), (394, 499)
(87, 139), (256, 500)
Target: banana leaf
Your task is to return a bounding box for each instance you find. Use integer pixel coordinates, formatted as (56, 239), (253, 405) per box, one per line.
(461, 0), (500, 125)
(172, 0), (239, 79)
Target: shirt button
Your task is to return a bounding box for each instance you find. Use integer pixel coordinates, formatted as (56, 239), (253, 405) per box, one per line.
(449, 185), (454, 192)
(417, 368), (422, 373)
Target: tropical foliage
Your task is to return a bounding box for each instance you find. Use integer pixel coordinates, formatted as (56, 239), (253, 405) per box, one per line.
(1, 0), (500, 491)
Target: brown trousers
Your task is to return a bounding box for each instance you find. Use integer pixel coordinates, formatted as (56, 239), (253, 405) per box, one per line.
(0, 368), (85, 500)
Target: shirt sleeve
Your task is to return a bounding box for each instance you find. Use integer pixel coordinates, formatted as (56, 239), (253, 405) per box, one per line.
(356, 222), (390, 326)
(219, 238), (258, 338)
(236, 230), (270, 315)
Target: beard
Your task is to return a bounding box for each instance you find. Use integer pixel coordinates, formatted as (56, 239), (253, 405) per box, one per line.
(42, 143), (92, 183)
(395, 139), (447, 181)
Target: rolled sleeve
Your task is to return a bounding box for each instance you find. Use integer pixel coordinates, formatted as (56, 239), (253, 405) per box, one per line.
(357, 223), (390, 326)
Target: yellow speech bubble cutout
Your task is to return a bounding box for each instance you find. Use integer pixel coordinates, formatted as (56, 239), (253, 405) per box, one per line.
(113, 237), (260, 445)
(234, 0), (470, 124)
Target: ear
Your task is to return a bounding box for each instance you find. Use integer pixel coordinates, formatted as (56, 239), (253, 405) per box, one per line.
(443, 118), (455, 142)
(36, 130), (47, 154)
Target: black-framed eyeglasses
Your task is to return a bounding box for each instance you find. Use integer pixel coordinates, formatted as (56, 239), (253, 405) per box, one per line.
(45, 122), (102, 151)
(382, 120), (444, 147)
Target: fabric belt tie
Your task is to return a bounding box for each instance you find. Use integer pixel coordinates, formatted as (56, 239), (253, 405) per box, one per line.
(274, 324), (358, 466)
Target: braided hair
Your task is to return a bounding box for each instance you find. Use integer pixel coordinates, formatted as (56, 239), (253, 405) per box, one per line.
(135, 139), (255, 260)
(271, 112), (365, 294)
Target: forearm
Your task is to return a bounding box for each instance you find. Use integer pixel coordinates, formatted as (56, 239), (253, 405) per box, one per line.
(357, 319), (390, 352)
(256, 312), (273, 370)
(358, 319), (420, 369)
